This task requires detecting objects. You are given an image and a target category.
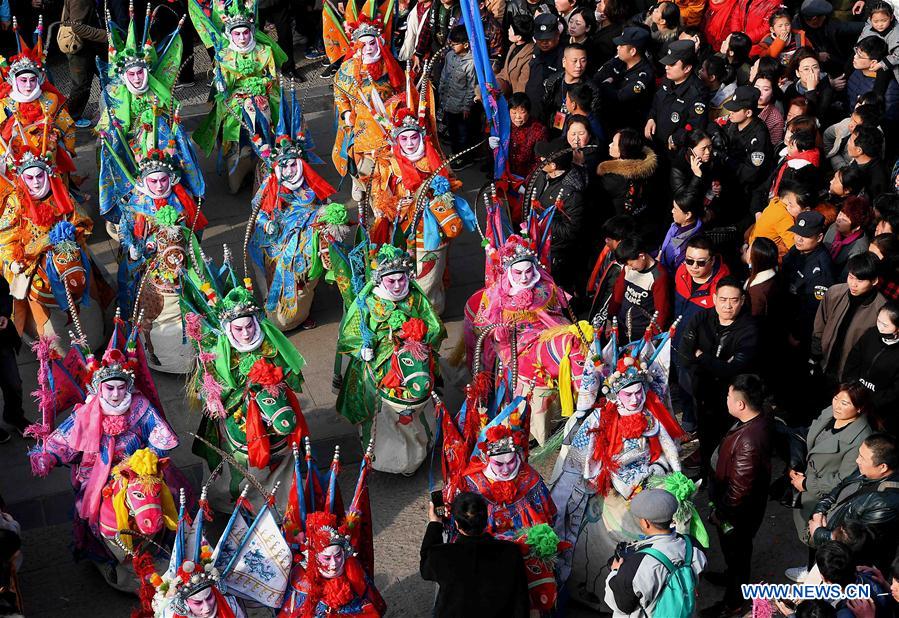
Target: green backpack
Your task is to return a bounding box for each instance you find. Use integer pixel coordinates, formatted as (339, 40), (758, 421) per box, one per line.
(637, 535), (697, 618)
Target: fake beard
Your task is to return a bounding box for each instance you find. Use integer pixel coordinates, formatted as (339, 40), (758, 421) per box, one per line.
(483, 456), (521, 482)
(399, 137), (426, 162)
(229, 36), (257, 54)
(506, 266), (540, 295)
(99, 391), (133, 416)
(225, 320), (264, 352)
(373, 279), (410, 301)
(10, 77), (42, 103)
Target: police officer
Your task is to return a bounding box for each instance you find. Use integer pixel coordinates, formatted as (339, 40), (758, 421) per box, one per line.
(595, 26), (655, 134)
(645, 39), (708, 154)
(722, 85), (773, 223)
(525, 13), (564, 123)
(782, 210), (835, 419)
(783, 211), (834, 351)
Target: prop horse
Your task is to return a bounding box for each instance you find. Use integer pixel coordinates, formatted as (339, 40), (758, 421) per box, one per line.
(18, 221), (108, 351)
(131, 208), (197, 373)
(98, 449), (178, 545)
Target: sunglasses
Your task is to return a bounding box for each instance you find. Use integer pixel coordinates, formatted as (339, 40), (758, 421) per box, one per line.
(684, 258), (709, 267)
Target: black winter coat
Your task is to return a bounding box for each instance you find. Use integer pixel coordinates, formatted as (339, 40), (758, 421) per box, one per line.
(533, 167), (588, 294)
(597, 146), (658, 220)
(843, 327), (899, 432)
(420, 522), (529, 618)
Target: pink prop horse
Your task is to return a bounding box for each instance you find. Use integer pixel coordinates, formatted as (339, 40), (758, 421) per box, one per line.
(97, 449), (178, 549)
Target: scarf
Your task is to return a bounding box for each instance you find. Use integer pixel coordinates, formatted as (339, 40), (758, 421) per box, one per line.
(828, 228), (863, 261)
(68, 394), (141, 526)
(589, 390), (685, 497)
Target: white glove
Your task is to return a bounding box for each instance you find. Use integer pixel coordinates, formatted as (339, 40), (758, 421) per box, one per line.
(488, 136), (500, 149)
(342, 111), (352, 125)
(10, 261), (23, 274)
(129, 245), (141, 261)
(517, 184), (526, 195)
(361, 347), (374, 362)
(264, 220), (279, 236)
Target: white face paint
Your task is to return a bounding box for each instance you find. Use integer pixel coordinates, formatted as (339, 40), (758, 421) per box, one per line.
(124, 66), (149, 94)
(22, 167), (50, 199)
(397, 130), (424, 160)
(185, 586), (217, 618)
(617, 382), (646, 413)
(360, 36), (382, 64)
(229, 316), (258, 346)
(141, 171), (173, 198)
(375, 273), (410, 301)
(229, 26), (254, 52)
(15, 72), (39, 96)
(486, 451), (521, 481)
(316, 544), (347, 579)
(506, 260), (540, 294)
(275, 157), (304, 188)
(98, 378), (133, 416)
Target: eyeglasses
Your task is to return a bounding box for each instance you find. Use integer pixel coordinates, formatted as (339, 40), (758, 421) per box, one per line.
(684, 258), (709, 267)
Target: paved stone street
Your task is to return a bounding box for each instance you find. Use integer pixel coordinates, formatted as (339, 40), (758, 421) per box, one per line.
(3, 59), (806, 617)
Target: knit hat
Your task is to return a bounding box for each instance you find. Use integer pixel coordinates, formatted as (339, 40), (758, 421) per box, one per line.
(630, 489), (678, 524)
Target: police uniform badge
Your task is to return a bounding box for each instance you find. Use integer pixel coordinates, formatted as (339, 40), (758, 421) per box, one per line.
(694, 102), (706, 115)
(814, 285), (828, 301)
(751, 151), (765, 167)
(634, 81), (644, 93)
(671, 111), (680, 123)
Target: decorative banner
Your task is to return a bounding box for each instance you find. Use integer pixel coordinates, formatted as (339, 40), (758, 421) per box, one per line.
(459, 0), (510, 181)
(218, 507), (292, 608)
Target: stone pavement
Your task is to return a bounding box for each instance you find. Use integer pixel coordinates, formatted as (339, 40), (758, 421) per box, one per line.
(2, 76), (807, 616)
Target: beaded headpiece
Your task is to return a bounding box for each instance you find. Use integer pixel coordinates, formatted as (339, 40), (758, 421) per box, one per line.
(391, 109), (424, 139)
(372, 245), (414, 283)
(481, 425), (522, 457)
(216, 286), (262, 324)
(3, 16), (47, 84)
(137, 147), (181, 179)
(601, 356), (649, 398)
(500, 235), (538, 269)
(11, 148), (53, 175)
(349, 16), (382, 41)
(219, 0), (256, 33)
(89, 348), (137, 393)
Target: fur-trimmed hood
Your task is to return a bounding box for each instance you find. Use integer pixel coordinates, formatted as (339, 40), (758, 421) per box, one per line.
(597, 147), (658, 179)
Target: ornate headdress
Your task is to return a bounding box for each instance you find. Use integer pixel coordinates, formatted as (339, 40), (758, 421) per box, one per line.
(137, 146), (181, 179)
(371, 245), (414, 283)
(215, 286), (262, 324)
(89, 347), (137, 393)
(10, 147), (53, 175)
(480, 424), (523, 457)
(219, 0), (256, 33)
(106, 1), (155, 75)
(391, 108), (424, 139)
(500, 235), (538, 269)
(3, 16), (47, 83)
(348, 15), (382, 41)
(601, 356), (649, 398)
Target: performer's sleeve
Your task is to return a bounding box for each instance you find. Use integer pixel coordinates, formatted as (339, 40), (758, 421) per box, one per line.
(44, 415), (79, 465)
(0, 196), (23, 266)
(143, 410), (180, 454)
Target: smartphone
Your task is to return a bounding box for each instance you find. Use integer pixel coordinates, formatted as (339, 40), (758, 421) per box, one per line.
(430, 490), (446, 518)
